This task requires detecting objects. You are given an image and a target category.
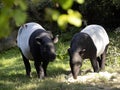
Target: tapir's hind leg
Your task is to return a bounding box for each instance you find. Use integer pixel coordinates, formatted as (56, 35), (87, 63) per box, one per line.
(97, 57), (101, 70)
(90, 56), (99, 72)
(99, 45), (109, 70)
(21, 52), (31, 77)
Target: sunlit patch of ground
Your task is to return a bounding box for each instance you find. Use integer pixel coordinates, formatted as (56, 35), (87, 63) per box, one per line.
(65, 71), (120, 89)
(67, 71), (116, 83)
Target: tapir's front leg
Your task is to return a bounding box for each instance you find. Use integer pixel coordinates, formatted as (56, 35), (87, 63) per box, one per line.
(42, 61), (49, 77)
(34, 61), (44, 79)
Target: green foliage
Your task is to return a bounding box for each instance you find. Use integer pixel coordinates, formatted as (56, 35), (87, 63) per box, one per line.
(0, 0), (27, 38)
(67, 9), (82, 27)
(76, 0), (84, 4)
(106, 32), (120, 67)
(54, 0), (84, 10)
(80, 0), (120, 28)
(26, 0), (120, 31)
(54, 9), (82, 29)
(58, 0), (74, 10)
(112, 0), (120, 8)
(45, 0), (84, 30)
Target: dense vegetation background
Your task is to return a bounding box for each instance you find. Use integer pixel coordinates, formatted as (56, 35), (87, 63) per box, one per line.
(0, 0), (120, 90)
(0, 0), (120, 38)
(0, 0), (120, 51)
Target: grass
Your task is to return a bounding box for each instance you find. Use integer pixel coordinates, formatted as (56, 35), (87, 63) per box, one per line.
(0, 31), (120, 90)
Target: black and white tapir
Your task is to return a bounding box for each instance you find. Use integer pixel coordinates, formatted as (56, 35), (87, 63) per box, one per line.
(68, 25), (109, 79)
(17, 22), (58, 79)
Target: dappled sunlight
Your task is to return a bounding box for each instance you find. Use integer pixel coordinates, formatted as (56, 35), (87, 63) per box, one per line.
(0, 58), (17, 68)
(106, 32), (120, 68)
(0, 80), (15, 89)
(67, 71), (117, 83)
(17, 82), (38, 90)
(0, 32), (120, 89)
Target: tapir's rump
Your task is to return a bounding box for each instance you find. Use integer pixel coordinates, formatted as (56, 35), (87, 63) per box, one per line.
(81, 25), (109, 56)
(17, 22), (45, 59)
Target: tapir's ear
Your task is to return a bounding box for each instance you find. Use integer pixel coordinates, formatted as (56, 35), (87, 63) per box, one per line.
(52, 35), (59, 43)
(47, 31), (59, 43)
(35, 37), (41, 45)
(79, 49), (86, 56)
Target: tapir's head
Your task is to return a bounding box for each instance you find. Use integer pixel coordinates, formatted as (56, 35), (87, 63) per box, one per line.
(68, 33), (89, 79)
(68, 50), (81, 79)
(36, 31), (58, 61)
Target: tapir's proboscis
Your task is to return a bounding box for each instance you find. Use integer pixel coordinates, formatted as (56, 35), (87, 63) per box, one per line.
(17, 22), (58, 79)
(68, 25), (109, 79)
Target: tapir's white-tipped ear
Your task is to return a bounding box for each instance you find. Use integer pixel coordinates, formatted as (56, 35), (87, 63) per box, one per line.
(53, 35), (59, 43)
(82, 49), (86, 52)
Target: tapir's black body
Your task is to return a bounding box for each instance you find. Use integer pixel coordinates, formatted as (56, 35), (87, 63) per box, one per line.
(68, 25), (109, 79)
(17, 22), (58, 79)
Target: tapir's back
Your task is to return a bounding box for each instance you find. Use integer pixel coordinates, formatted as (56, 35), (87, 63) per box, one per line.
(81, 25), (109, 56)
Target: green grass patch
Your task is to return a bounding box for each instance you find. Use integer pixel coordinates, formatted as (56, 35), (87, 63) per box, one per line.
(0, 31), (120, 90)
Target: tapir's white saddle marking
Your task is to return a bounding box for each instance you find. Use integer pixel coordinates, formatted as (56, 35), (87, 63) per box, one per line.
(17, 22), (45, 59)
(81, 25), (109, 56)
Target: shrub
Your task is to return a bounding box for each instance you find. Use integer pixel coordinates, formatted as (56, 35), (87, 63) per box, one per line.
(78, 0), (120, 29)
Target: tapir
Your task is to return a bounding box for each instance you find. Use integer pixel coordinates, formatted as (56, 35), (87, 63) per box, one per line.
(68, 25), (109, 79)
(17, 22), (58, 79)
